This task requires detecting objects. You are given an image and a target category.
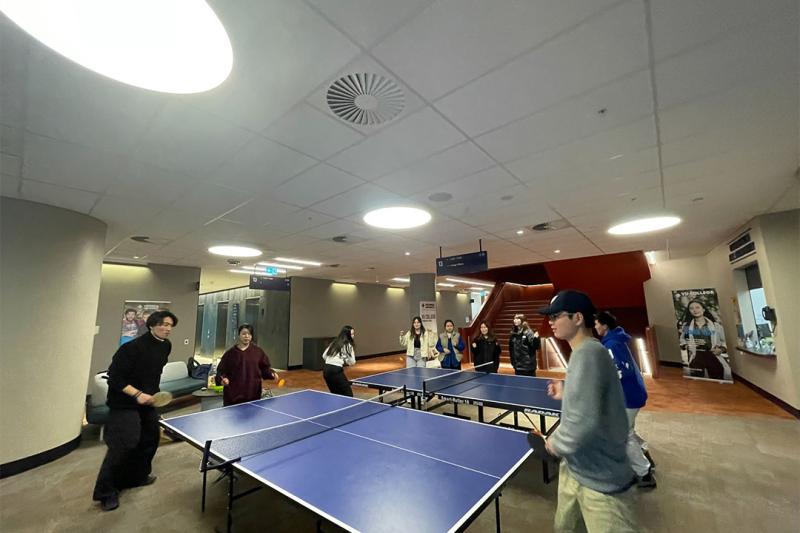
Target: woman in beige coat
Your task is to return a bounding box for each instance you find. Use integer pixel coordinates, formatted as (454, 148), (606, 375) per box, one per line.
(399, 316), (437, 368)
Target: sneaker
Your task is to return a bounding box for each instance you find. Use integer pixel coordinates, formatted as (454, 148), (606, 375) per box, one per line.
(637, 470), (657, 490)
(136, 475), (157, 487)
(101, 494), (119, 512)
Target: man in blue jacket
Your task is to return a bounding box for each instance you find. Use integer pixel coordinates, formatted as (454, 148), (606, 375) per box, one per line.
(595, 311), (656, 489)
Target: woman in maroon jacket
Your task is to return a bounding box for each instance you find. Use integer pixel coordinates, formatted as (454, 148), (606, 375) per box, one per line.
(215, 324), (279, 406)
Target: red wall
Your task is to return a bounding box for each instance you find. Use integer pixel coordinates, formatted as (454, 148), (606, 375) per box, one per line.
(473, 251), (652, 340)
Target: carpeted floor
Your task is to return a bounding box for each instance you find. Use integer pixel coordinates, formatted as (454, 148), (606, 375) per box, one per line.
(1, 359), (798, 532)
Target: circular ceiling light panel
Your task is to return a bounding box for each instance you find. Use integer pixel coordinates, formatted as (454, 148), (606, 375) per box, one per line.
(208, 245), (262, 257)
(363, 207), (431, 230)
(327, 73), (405, 126)
(608, 216), (681, 235)
(0, 0), (233, 94)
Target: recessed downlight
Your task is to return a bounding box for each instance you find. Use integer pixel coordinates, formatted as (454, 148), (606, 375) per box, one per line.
(0, 0), (233, 94)
(208, 245), (262, 257)
(608, 216), (681, 235)
(554, 249), (561, 254)
(391, 277), (410, 283)
(516, 229), (524, 235)
(364, 207), (431, 229)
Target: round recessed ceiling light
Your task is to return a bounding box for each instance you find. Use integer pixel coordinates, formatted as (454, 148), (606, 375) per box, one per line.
(208, 245), (262, 257)
(608, 216), (681, 235)
(0, 0), (233, 94)
(404, 251), (411, 256)
(428, 192), (453, 202)
(363, 207), (431, 230)
(554, 249), (561, 254)
(516, 229), (524, 235)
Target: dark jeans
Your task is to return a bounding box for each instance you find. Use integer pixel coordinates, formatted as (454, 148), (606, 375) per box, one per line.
(92, 407), (160, 501)
(323, 364), (353, 397)
(515, 368), (536, 377)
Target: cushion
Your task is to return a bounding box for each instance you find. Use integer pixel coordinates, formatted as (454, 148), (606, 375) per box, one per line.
(160, 361), (189, 382)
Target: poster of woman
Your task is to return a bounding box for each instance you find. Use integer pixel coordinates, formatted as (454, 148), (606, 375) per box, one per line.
(672, 288), (732, 383)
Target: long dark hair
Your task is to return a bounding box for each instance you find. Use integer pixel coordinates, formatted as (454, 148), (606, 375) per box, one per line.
(479, 321), (495, 342)
(511, 313), (530, 333)
(681, 299), (717, 325)
(327, 325), (355, 357)
(410, 316), (425, 337)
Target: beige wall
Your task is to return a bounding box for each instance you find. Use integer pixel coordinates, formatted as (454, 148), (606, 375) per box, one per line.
(90, 263), (201, 386)
(644, 255), (713, 363)
(1, 198), (106, 464)
(645, 209), (799, 409)
(288, 277), (472, 366)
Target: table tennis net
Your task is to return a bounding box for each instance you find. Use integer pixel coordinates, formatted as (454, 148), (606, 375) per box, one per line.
(208, 388), (403, 462)
(422, 362), (493, 396)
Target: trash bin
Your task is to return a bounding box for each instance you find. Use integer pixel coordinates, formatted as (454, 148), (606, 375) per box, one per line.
(302, 337), (334, 371)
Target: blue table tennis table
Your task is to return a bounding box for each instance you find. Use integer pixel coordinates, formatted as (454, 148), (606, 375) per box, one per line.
(351, 367), (562, 482)
(160, 389), (532, 533)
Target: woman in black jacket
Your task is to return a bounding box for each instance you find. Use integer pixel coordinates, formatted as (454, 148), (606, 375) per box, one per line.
(509, 314), (539, 376)
(471, 322), (501, 373)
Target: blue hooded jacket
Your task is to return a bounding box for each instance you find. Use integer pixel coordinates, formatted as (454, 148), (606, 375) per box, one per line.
(600, 327), (647, 409)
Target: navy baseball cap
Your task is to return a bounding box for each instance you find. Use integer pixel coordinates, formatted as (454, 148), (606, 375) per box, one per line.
(538, 290), (597, 318)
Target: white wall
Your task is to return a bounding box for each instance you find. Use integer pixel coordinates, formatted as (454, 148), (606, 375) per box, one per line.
(1, 198), (106, 464)
(645, 209), (799, 409)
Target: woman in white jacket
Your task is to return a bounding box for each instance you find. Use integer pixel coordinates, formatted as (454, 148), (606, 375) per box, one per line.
(322, 325), (356, 396)
(399, 316), (437, 368)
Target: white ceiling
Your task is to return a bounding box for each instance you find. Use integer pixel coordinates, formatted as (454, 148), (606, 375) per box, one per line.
(1, 0), (798, 286)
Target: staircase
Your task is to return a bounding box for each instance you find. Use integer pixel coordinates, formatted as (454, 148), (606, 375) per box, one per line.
(492, 298), (551, 365)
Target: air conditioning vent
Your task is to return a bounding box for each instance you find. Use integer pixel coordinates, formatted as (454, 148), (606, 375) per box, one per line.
(728, 229), (755, 264)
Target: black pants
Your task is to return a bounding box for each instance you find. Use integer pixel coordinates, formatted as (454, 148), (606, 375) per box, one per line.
(689, 351), (724, 380)
(93, 407), (160, 501)
(323, 364), (353, 397)
(515, 368), (536, 377)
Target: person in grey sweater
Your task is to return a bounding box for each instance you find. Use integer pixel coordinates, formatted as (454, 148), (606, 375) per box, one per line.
(534, 290), (638, 533)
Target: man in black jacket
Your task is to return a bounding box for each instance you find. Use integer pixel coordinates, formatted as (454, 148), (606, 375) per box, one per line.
(92, 310), (178, 511)
(509, 313), (540, 376)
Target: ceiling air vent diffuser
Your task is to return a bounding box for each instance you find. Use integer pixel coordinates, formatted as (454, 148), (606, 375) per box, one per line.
(531, 219), (571, 232)
(327, 73), (404, 126)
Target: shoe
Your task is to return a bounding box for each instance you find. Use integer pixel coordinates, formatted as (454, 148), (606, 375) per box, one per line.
(643, 449), (656, 470)
(637, 470), (657, 490)
(101, 494), (119, 512)
(137, 475), (157, 487)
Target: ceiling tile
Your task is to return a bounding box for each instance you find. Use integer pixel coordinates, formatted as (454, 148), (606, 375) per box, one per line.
(307, 0), (432, 48)
(263, 103), (365, 160)
(326, 106), (465, 180)
(375, 141), (495, 196)
(106, 161), (198, 206)
(311, 183), (405, 217)
(20, 179), (99, 214)
(373, 0), (620, 100)
(22, 133), (125, 193)
(475, 70), (653, 163)
(89, 196), (162, 228)
(134, 101), (253, 177)
(211, 135), (317, 194)
(170, 183), (250, 217)
(272, 164), (365, 207)
(434, 1), (649, 136)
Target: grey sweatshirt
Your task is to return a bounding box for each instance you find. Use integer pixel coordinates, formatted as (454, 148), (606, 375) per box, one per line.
(549, 337), (635, 494)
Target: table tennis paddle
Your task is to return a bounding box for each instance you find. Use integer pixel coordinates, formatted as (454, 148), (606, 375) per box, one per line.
(527, 431), (555, 461)
(151, 391), (173, 407)
(277, 378), (286, 388)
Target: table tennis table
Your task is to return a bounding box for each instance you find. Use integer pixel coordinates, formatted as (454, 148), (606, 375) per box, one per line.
(351, 367), (562, 482)
(160, 388), (532, 533)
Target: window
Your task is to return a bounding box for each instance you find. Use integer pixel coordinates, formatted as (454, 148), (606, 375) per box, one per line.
(733, 263), (775, 355)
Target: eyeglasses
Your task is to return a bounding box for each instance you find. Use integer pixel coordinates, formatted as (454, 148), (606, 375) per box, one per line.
(548, 311), (574, 322)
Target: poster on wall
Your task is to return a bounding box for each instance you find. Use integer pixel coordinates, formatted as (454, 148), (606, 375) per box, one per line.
(671, 288), (732, 383)
(419, 301), (437, 335)
(120, 300), (171, 346)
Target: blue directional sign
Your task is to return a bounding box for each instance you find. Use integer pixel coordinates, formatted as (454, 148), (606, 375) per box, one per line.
(435, 251), (488, 276)
(265, 266), (279, 275)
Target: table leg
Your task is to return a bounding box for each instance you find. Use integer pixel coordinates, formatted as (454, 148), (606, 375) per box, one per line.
(495, 492), (501, 533)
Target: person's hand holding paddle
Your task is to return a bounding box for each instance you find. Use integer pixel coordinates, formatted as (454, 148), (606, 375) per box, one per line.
(135, 392), (154, 406)
(471, 342), (477, 349)
(529, 428), (557, 457)
(547, 380), (564, 400)
(221, 377), (230, 386)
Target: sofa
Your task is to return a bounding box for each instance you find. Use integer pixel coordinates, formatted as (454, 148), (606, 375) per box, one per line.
(86, 361), (206, 430)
